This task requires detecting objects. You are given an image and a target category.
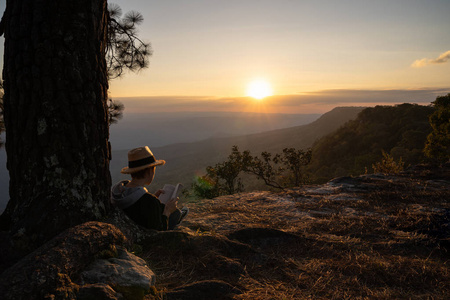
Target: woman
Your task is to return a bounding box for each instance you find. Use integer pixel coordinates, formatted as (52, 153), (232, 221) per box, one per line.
(111, 146), (188, 230)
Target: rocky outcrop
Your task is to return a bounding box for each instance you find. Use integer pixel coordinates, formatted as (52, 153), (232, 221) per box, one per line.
(0, 222), (128, 299)
(174, 164), (449, 299)
(80, 247), (156, 300)
(0, 164), (448, 299)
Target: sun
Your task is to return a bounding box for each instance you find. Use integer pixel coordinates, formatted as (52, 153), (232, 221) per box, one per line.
(246, 79), (273, 100)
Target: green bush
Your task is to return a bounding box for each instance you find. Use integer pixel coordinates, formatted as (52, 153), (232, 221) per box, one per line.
(372, 150), (405, 174)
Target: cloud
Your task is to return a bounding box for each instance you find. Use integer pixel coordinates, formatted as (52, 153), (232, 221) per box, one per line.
(279, 88), (449, 105)
(412, 50), (450, 68)
(115, 88), (450, 114)
(411, 58), (429, 68)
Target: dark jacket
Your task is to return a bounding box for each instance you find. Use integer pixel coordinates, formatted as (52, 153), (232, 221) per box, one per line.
(111, 180), (168, 230)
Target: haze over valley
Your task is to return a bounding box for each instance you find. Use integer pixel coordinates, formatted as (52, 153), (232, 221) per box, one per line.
(109, 111), (320, 150)
(109, 107), (363, 194)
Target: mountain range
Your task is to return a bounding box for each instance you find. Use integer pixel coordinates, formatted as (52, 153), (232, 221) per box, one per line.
(309, 103), (433, 181)
(109, 111), (321, 150)
(110, 107), (364, 192)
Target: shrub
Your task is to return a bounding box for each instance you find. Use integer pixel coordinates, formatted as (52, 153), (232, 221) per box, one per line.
(372, 150), (404, 174)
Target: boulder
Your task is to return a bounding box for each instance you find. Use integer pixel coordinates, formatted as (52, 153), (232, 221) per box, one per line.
(0, 222), (127, 300)
(81, 247), (156, 300)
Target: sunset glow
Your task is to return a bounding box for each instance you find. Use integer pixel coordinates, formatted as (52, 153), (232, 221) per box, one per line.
(1, 1), (445, 113)
(247, 79), (273, 100)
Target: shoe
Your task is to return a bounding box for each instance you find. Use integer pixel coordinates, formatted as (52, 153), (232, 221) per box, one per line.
(178, 207), (189, 223)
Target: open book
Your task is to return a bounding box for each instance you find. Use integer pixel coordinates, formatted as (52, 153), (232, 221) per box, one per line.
(158, 183), (183, 205)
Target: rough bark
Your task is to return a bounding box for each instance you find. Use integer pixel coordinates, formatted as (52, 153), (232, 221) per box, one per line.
(1, 0), (111, 245)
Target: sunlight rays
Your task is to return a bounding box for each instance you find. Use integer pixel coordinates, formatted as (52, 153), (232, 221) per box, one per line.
(246, 79), (273, 100)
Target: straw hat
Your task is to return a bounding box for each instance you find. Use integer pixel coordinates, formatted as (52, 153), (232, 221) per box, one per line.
(120, 146), (166, 174)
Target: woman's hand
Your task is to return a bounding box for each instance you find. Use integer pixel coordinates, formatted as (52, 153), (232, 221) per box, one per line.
(163, 197), (178, 217)
(155, 189), (165, 198)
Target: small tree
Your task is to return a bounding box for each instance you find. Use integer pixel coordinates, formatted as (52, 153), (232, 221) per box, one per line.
(210, 146), (245, 195)
(192, 146), (312, 198)
(242, 148), (312, 189)
(424, 94), (450, 163)
(191, 147), (244, 199)
(278, 148), (312, 186)
(372, 150), (405, 174)
(241, 150), (285, 190)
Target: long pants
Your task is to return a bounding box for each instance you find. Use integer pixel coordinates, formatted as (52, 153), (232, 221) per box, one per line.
(168, 209), (182, 230)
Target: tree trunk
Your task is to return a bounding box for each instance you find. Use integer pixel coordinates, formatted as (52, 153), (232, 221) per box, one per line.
(1, 0), (111, 245)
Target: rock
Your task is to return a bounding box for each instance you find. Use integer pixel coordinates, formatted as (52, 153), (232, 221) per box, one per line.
(165, 280), (242, 300)
(327, 176), (374, 192)
(0, 222), (127, 300)
(81, 247), (156, 300)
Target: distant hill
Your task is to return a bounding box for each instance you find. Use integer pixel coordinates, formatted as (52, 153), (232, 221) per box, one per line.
(110, 111), (321, 150)
(111, 107), (364, 191)
(309, 103), (434, 182)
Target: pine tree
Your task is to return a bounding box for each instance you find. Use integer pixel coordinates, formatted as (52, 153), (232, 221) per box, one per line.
(1, 0), (111, 246)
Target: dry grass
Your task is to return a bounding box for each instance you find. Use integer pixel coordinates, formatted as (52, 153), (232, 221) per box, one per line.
(141, 169), (449, 299)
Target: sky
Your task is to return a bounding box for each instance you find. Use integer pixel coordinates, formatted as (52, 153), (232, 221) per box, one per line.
(1, 0), (450, 113)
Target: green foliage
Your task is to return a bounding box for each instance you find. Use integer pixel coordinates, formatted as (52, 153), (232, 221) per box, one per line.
(107, 99), (125, 125)
(241, 149), (284, 190)
(278, 148), (312, 186)
(191, 174), (220, 199)
(309, 104), (433, 181)
(214, 146), (245, 195)
(190, 147), (243, 199)
(106, 3), (152, 79)
(424, 94), (450, 163)
(190, 149), (241, 199)
(372, 150), (405, 174)
(241, 147), (312, 190)
(191, 146), (312, 198)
